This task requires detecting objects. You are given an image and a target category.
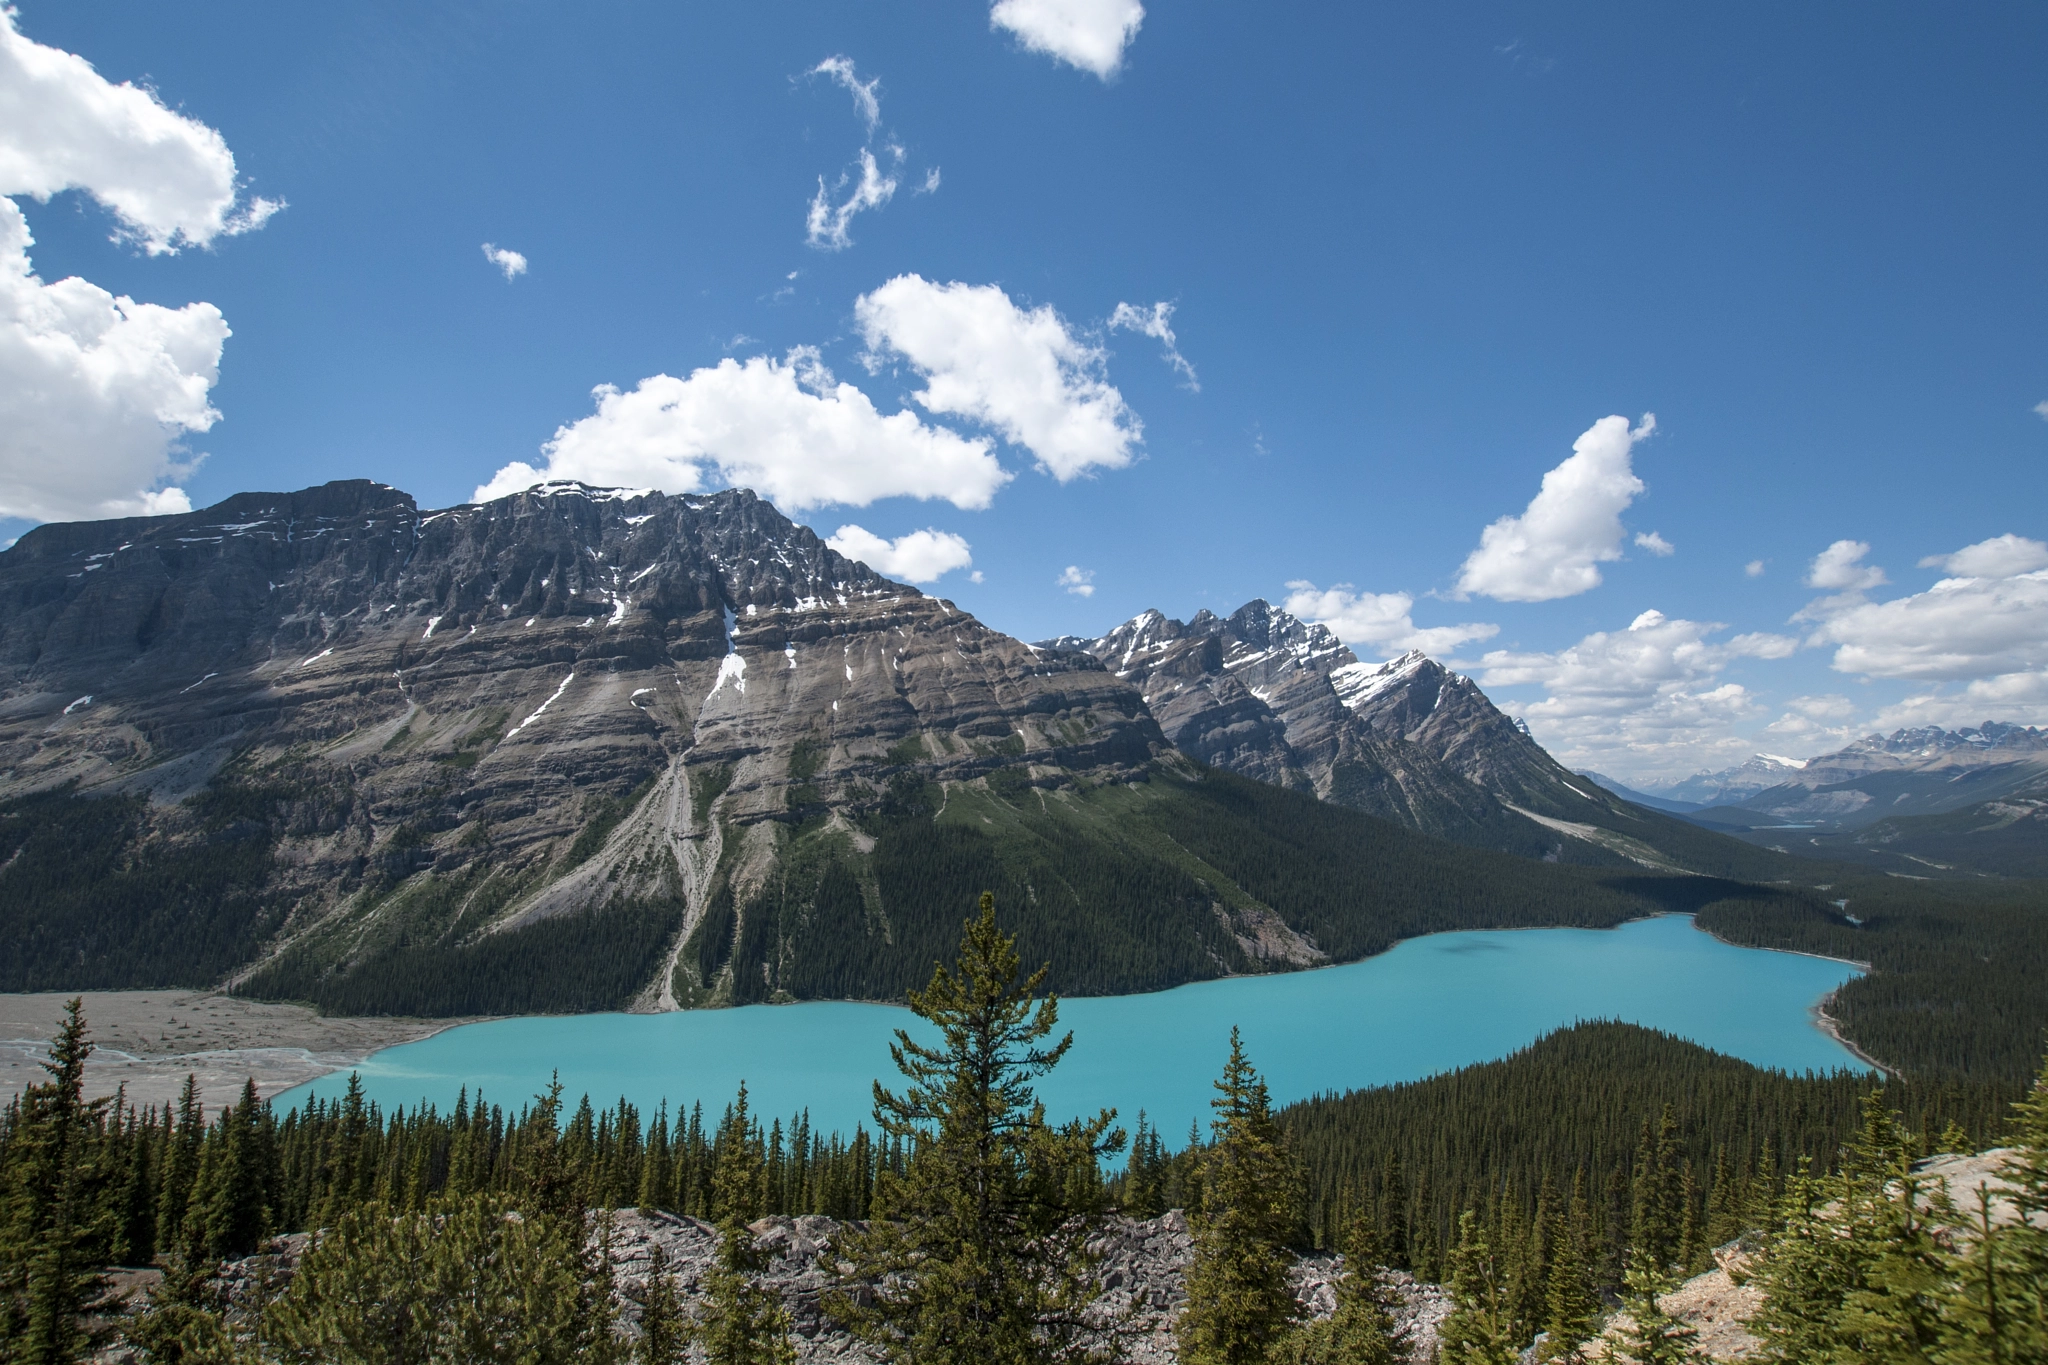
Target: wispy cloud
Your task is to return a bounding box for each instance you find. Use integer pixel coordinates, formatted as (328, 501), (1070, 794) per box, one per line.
(1109, 301), (1198, 391)
(808, 55), (881, 132)
(1058, 565), (1096, 596)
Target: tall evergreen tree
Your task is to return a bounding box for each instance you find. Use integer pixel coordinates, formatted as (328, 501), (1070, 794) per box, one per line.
(1178, 1028), (1303, 1365)
(831, 893), (1124, 1365)
(1274, 1210), (1403, 1365)
(1438, 1209), (1517, 1365)
(1608, 1254), (1702, 1365)
(1538, 1172), (1601, 1363)
(0, 999), (112, 1365)
(694, 1085), (795, 1365)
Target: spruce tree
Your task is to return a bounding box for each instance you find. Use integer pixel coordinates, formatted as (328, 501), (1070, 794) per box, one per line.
(156, 1076), (203, 1261)
(0, 999), (113, 1365)
(694, 1085), (795, 1365)
(1608, 1254), (1701, 1365)
(200, 1079), (270, 1260)
(636, 1242), (688, 1365)
(1437, 1209), (1516, 1365)
(830, 893), (1124, 1365)
(1275, 1210), (1403, 1365)
(1178, 1028), (1303, 1365)
(1538, 1172), (1601, 1363)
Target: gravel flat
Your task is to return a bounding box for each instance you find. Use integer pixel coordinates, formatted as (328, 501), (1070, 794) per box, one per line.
(0, 990), (472, 1117)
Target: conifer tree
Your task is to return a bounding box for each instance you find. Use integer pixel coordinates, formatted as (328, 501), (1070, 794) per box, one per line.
(636, 1242), (688, 1365)
(1275, 1210), (1404, 1365)
(200, 1079), (270, 1260)
(1438, 1209), (1517, 1365)
(1538, 1172), (1602, 1363)
(0, 999), (113, 1365)
(1178, 1028), (1303, 1365)
(157, 1076), (204, 1261)
(694, 1084), (795, 1365)
(1608, 1254), (1701, 1365)
(831, 893), (1124, 1365)
(1932, 1044), (2048, 1364)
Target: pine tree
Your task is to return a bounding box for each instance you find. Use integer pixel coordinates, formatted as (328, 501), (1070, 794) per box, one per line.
(156, 1076), (204, 1262)
(830, 893), (1124, 1365)
(636, 1242), (688, 1365)
(200, 1079), (270, 1260)
(1178, 1028), (1303, 1365)
(0, 999), (114, 1365)
(694, 1085), (795, 1365)
(1932, 1044), (2048, 1364)
(1275, 1210), (1403, 1365)
(1608, 1253), (1701, 1365)
(1438, 1209), (1517, 1365)
(1538, 1172), (1602, 1363)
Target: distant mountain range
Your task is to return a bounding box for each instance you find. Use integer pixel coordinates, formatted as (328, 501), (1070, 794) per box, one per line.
(1583, 724), (2048, 877)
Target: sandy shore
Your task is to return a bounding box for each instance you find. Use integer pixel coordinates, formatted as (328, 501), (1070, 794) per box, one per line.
(0, 991), (476, 1117)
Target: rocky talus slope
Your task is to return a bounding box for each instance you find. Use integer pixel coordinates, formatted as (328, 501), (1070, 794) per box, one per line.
(1045, 602), (1766, 873)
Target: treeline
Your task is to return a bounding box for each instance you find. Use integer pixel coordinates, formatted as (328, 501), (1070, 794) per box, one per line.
(1695, 874), (2048, 1083)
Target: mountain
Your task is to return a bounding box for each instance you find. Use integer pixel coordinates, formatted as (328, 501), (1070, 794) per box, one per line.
(1671, 724), (2048, 876)
(1654, 753), (1815, 807)
(1043, 601), (1787, 877)
(1576, 771), (1705, 815)
(0, 481), (1692, 1015)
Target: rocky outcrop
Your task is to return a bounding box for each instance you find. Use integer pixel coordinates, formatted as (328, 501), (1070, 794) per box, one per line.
(142, 1210), (1450, 1364)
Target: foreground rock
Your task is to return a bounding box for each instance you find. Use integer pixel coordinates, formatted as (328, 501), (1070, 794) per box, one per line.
(136, 1210), (1450, 1363)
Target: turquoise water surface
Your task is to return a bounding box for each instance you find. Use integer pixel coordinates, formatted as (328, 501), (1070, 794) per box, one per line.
(284, 914), (1866, 1139)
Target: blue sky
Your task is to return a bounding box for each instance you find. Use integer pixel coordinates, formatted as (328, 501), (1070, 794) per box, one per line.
(2, 0), (2044, 782)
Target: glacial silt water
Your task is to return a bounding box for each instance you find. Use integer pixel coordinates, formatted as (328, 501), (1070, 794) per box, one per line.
(284, 914), (1865, 1138)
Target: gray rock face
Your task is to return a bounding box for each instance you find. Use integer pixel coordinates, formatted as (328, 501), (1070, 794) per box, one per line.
(0, 481), (1165, 1003)
(1050, 601), (1658, 859)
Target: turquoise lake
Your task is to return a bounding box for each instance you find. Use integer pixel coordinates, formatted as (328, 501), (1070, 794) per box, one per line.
(284, 915), (1867, 1139)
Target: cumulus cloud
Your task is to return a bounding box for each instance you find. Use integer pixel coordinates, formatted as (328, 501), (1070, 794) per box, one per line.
(1633, 531), (1674, 557)
(808, 56), (881, 132)
(1454, 414), (1656, 602)
(1476, 608), (1797, 781)
(826, 524), (973, 583)
(1058, 565), (1095, 597)
(1805, 539), (1887, 592)
(0, 10), (280, 254)
(1108, 300), (1197, 391)
(2035, 400), (2048, 421)
(1281, 581), (1498, 657)
(0, 10), (275, 523)
(1917, 532), (2048, 579)
(806, 148), (899, 251)
(1762, 693), (1862, 750)
(481, 243), (526, 280)
(1744, 559), (1766, 578)
(856, 275), (1140, 480)
(1805, 566), (2048, 682)
(991, 0), (1144, 79)
(473, 347), (1008, 512)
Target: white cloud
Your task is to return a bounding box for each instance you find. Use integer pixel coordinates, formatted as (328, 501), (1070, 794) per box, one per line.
(1917, 532), (2048, 579)
(991, 0), (1144, 79)
(1281, 581), (1497, 657)
(808, 56), (880, 132)
(474, 347), (1008, 512)
(1058, 565), (1095, 597)
(1804, 539), (1887, 592)
(1805, 568), (2048, 682)
(0, 9), (279, 254)
(481, 243), (526, 280)
(1761, 693), (1862, 751)
(855, 275), (1140, 480)
(1476, 608), (1797, 781)
(805, 147), (898, 251)
(1744, 559), (1766, 578)
(918, 167), (942, 195)
(2034, 400), (2048, 421)
(1454, 414), (1656, 602)
(1108, 300), (1197, 391)
(1870, 671), (2048, 732)
(0, 200), (223, 520)
(826, 524), (973, 583)
(1633, 530), (1675, 557)
(0, 10), (275, 523)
